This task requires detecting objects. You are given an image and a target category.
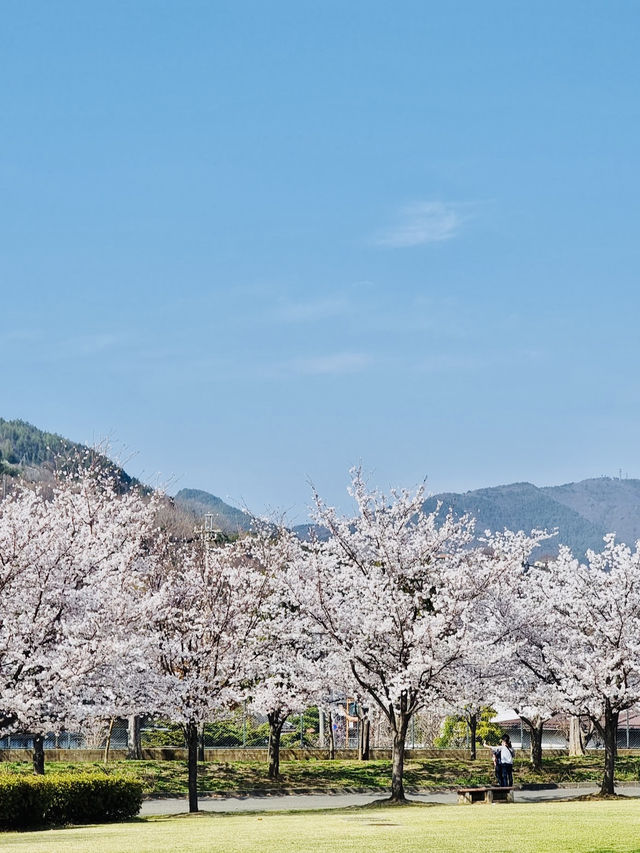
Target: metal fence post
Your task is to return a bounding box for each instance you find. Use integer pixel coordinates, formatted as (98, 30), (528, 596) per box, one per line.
(626, 710), (630, 749)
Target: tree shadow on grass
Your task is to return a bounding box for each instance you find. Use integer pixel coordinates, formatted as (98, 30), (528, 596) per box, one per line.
(572, 793), (640, 802)
(341, 798), (437, 810)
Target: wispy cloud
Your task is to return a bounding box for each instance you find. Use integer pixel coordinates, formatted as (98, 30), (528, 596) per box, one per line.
(417, 347), (546, 375)
(272, 295), (349, 323)
(418, 353), (485, 373)
(2, 329), (42, 344)
(295, 352), (370, 375)
(264, 352), (372, 378)
(2, 330), (122, 364)
(63, 333), (120, 356)
(374, 201), (470, 248)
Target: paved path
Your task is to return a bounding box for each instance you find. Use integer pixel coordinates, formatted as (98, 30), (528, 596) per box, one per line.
(140, 785), (640, 816)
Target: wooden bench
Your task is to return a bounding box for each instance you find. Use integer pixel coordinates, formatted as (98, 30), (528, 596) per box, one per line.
(457, 786), (515, 804)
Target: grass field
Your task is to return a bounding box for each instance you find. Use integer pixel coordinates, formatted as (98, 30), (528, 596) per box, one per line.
(1, 754), (637, 795)
(1, 800), (640, 853)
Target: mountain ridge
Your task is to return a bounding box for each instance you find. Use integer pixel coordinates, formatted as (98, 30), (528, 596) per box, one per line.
(172, 488), (253, 535)
(423, 477), (640, 557)
(2, 418), (638, 555)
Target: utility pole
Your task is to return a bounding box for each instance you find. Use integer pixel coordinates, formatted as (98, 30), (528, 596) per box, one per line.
(193, 512), (224, 758)
(196, 513), (224, 545)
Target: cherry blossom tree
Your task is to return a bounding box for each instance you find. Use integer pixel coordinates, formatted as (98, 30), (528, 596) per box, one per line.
(143, 530), (274, 812)
(231, 523), (316, 781)
(441, 670), (495, 760)
(311, 653), (357, 759)
(0, 463), (158, 774)
(247, 645), (322, 780)
(488, 534), (640, 790)
(291, 468), (502, 803)
(528, 538), (640, 795)
(495, 666), (556, 772)
(230, 522), (348, 780)
(446, 530), (551, 765)
(478, 535), (559, 771)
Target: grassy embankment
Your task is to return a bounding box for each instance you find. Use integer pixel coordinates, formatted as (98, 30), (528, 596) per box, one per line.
(2, 800), (640, 853)
(2, 754), (639, 796)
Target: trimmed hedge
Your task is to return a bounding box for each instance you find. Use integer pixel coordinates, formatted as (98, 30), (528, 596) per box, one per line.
(0, 773), (143, 828)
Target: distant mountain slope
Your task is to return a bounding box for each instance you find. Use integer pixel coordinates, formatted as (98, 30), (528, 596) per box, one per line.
(0, 418), (80, 475)
(424, 479), (637, 557)
(543, 478), (640, 547)
(173, 488), (253, 534)
(0, 418), (141, 492)
(292, 523), (329, 542)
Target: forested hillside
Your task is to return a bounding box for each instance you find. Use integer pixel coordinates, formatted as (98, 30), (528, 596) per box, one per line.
(0, 418), (140, 492)
(543, 478), (640, 549)
(0, 418), (77, 475)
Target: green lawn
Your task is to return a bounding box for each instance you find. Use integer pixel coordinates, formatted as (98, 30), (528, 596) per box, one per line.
(1, 800), (640, 853)
(1, 755), (638, 796)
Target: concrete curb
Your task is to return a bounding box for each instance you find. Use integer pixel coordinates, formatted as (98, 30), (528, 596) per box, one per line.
(144, 780), (640, 800)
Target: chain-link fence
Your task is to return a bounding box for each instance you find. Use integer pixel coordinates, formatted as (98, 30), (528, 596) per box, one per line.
(0, 725), (128, 750)
(4, 707), (640, 751)
(140, 708), (321, 749)
(0, 708), (447, 751)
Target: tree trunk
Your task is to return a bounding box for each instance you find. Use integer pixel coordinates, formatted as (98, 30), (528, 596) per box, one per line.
(198, 722), (206, 762)
(389, 713), (410, 803)
(521, 715), (544, 772)
(598, 702), (619, 796)
(358, 706), (371, 761)
(530, 722), (543, 772)
(569, 716), (586, 756)
(358, 715), (371, 761)
(127, 715), (142, 760)
(468, 713), (477, 761)
(327, 711), (335, 760)
(103, 718), (115, 764)
(32, 734), (45, 775)
(267, 710), (286, 780)
(185, 720), (199, 812)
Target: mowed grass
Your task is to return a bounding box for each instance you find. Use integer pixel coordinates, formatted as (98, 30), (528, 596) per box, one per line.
(2, 800), (640, 853)
(2, 754), (638, 795)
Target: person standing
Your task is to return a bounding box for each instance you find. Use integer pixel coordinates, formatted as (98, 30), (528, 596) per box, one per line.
(495, 735), (514, 787)
(484, 735), (515, 787)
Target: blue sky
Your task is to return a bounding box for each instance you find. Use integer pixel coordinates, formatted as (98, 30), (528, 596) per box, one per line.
(3, 1), (640, 519)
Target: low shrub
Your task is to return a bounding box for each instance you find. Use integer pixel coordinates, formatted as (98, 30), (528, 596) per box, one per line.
(0, 773), (143, 828)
